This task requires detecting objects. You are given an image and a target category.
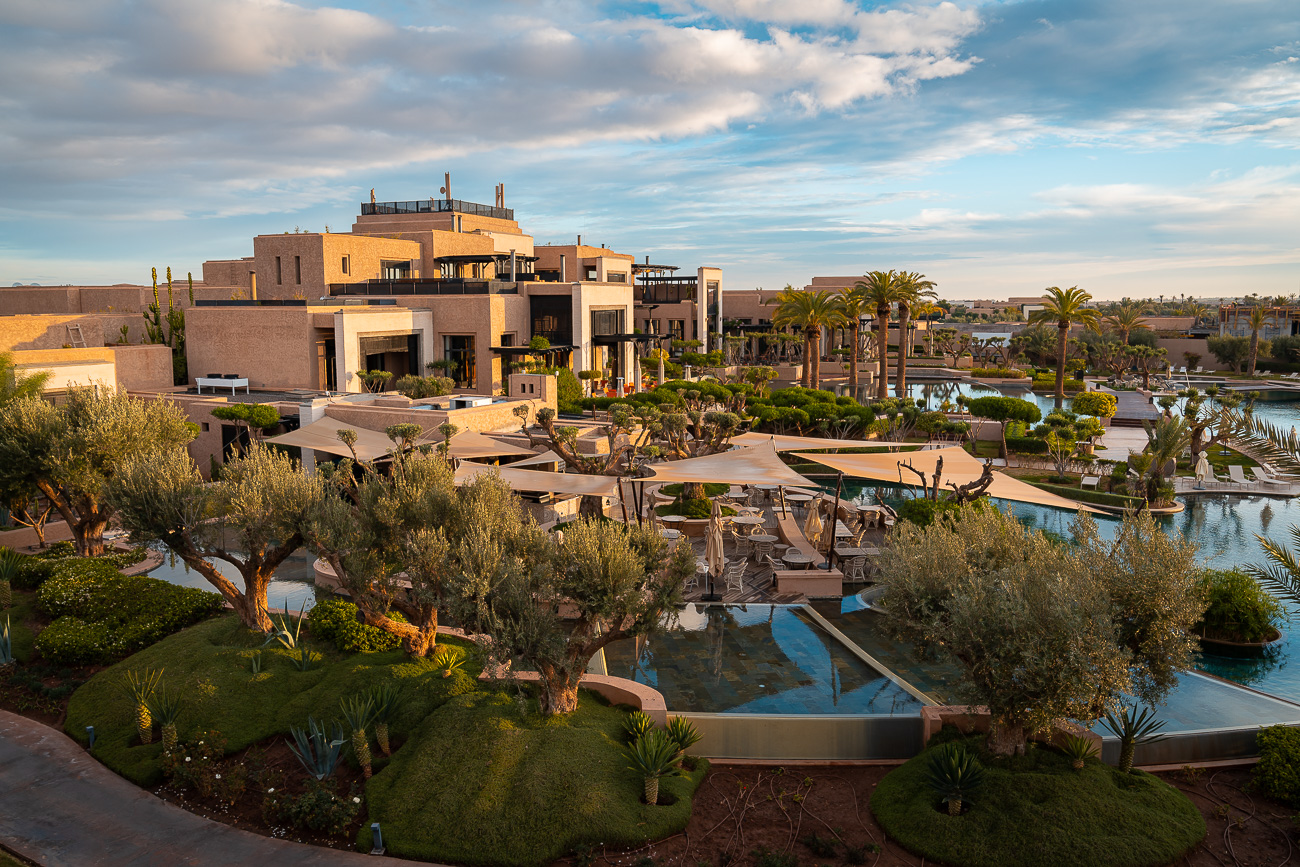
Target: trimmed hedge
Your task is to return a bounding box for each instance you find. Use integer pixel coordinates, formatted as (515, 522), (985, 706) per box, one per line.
(970, 368), (1027, 379)
(1005, 435), (1049, 455)
(33, 559), (223, 666)
(13, 543), (147, 590)
(1255, 725), (1300, 807)
(307, 595), (406, 653)
(1028, 482), (1145, 510)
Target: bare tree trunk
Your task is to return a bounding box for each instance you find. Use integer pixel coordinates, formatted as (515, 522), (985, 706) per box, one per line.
(848, 322), (859, 392)
(231, 582), (274, 633)
(1250, 330), (1260, 375)
(537, 663), (581, 716)
(987, 718), (1027, 756)
(74, 518), (109, 558)
(801, 333), (812, 387)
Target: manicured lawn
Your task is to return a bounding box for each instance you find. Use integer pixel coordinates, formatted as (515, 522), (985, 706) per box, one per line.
(871, 735), (1205, 867)
(362, 690), (707, 866)
(65, 614), (706, 865)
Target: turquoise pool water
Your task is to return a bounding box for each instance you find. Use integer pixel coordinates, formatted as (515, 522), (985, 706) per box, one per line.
(600, 604), (923, 715)
(146, 546), (318, 612)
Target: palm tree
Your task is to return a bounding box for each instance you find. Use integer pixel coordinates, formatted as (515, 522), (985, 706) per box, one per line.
(1140, 415), (1190, 502)
(767, 289), (845, 390)
(1247, 305), (1271, 375)
(912, 300), (941, 357)
(894, 272), (938, 398)
(1103, 300), (1149, 345)
(0, 351), (51, 406)
(1029, 286), (1101, 409)
(854, 271), (905, 399)
(837, 284), (874, 393)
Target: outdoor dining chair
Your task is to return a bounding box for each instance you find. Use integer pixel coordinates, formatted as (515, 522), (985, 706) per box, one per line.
(842, 556), (868, 582)
(724, 560), (745, 595)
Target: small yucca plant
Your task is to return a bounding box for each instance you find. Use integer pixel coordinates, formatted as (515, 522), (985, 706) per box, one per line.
(148, 689), (184, 753)
(120, 668), (165, 745)
(368, 682), (401, 757)
(665, 716), (702, 755)
(625, 729), (683, 806)
(341, 694), (376, 779)
(924, 744), (986, 816)
(623, 710), (656, 743)
(1060, 733), (1098, 771)
(431, 644), (465, 678)
(1103, 705), (1167, 773)
(287, 717), (346, 781)
(0, 615), (13, 668)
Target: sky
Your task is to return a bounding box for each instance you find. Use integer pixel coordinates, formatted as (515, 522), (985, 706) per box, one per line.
(1, 0), (1298, 302)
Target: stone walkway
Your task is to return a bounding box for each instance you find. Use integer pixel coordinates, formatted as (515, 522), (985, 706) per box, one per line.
(0, 711), (430, 866)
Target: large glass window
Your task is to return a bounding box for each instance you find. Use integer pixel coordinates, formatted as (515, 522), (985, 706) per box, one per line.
(668, 320), (685, 341)
(444, 335), (476, 388)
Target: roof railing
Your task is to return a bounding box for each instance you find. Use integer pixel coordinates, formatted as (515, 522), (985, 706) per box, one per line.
(361, 199), (514, 220)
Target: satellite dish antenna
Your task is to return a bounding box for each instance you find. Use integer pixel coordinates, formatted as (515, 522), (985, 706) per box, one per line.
(439, 172), (451, 200)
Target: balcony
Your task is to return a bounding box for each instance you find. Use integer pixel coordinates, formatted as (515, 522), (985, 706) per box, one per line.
(361, 199), (514, 221)
(328, 278), (520, 297)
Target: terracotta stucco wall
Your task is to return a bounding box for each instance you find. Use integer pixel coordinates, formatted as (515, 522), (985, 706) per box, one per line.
(113, 344), (176, 390)
(202, 259), (255, 289)
(0, 288), (80, 314)
(0, 315), (106, 351)
(185, 306), (319, 388)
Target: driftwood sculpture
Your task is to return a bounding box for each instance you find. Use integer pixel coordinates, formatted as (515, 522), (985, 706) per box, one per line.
(898, 455), (996, 503)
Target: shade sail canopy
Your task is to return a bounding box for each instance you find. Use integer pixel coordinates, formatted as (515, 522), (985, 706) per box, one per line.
(804, 446), (1102, 514)
(731, 432), (877, 452)
(641, 441), (817, 488)
(265, 416), (424, 462)
(506, 448), (563, 469)
(445, 430), (537, 461)
(453, 463), (619, 498)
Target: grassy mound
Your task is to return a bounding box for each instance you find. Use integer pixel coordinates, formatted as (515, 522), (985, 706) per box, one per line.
(659, 482), (732, 498)
(871, 736), (1205, 867)
(361, 689), (707, 866)
(65, 614), (480, 786)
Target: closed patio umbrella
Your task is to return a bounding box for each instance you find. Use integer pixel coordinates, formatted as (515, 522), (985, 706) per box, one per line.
(705, 499), (726, 600)
(803, 496), (824, 548)
(1195, 452), (1210, 489)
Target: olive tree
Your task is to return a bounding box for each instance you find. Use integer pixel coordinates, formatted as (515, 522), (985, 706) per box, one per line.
(459, 516), (695, 716)
(0, 388), (195, 556)
(966, 395), (1042, 460)
(879, 506), (1202, 756)
(109, 444), (325, 632)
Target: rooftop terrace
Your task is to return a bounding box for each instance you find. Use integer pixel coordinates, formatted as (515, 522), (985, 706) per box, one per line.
(360, 198), (513, 221)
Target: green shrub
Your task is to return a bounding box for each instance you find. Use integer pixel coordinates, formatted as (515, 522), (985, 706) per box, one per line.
(1031, 374), (1085, 392)
(11, 545), (146, 590)
(654, 499), (735, 519)
(1198, 569), (1284, 643)
(660, 483), (730, 498)
(33, 562), (222, 665)
(307, 596), (404, 653)
(556, 367), (584, 414)
(13, 556), (60, 590)
(1255, 725), (1300, 806)
(263, 779), (362, 836)
(970, 367), (1027, 379)
(896, 498), (965, 528)
(1004, 435), (1049, 455)
(1027, 482), (1145, 510)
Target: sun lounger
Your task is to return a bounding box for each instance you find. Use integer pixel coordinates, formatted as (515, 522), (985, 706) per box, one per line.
(1081, 476), (1100, 490)
(1228, 465), (1251, 487)
(1251, 467), (1288, 489)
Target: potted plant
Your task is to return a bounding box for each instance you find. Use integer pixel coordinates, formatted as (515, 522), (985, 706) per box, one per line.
(1196, 568), (1286, 653)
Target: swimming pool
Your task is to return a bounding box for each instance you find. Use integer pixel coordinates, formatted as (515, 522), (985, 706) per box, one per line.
(145, 546), (319, 612)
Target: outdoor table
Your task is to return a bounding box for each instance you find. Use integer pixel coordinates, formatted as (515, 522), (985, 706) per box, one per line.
(782, 552), (815, 570)
(659, 515), (687, 526)
(834, 520), (854, 538)
(785, 493), (813, 503)
(731, 515), (766, 527)
(659, 528), (681, 541)
(834, 547), (878, 558)
(749, 533), (778, 544)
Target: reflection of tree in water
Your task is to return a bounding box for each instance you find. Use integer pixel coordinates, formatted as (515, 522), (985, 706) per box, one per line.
(1198, 646), (1287, 689)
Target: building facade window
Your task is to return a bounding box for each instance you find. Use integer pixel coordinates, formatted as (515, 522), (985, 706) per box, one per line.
(341, 255), (350, 275)
(585, 267), (598, 281)
(275, 256), (282, 285)
(295, 256), (302, 285)
(444, 335), (476, 389)
(607, 272), (627, 283)
(644, 319), (661, 334)
(499, 333), (515, 347)
(669, 319), (685, 341)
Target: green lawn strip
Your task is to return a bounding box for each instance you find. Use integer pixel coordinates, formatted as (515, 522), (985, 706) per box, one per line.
(65, 614), (480, 786)
(361, 689), (707, 867)
(871, 736), (1204, 867)
(1027, 483), (1146, 510)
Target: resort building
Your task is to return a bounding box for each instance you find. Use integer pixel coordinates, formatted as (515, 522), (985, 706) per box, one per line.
(1218, 304), (1300, 340)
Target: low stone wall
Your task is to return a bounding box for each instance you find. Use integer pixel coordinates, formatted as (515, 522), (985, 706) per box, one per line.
(920, 705), (1102, 753)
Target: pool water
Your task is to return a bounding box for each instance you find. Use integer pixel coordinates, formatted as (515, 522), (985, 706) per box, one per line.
(600, 604), (923, 715)
(146, 546), (319, 612)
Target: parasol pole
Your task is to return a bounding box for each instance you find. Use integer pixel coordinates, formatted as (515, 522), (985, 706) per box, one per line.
(822, 471), (843, 571)
(617, 478), (630, 525)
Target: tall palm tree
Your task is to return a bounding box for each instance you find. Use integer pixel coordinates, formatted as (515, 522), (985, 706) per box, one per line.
(837, 284), (873, 393)
(767, 289), (845, 390)
(1103, 300), (1148, 345)
(1247, 305), (1271, 375)
(0, 351), (51, 406)
(893, 272), (937, 398)
(853, 270), (905, 399)
(1028, 286), (1101, 410)
(912, 300), (941, 357)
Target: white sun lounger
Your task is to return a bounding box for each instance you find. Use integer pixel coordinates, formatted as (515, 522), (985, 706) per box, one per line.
(1228, 465), (1251, 487)
(1252, 467), (1289, 490)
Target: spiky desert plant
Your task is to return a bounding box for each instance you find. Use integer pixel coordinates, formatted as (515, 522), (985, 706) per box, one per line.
(148, 688), (184, 752)
(368, 683), (401, 757)
(1060, 733), (1099, 771)
(431, 644), (465, 677)
(0, 616), (13, 668)
(1103, 705), (1167, 773)
(625, 729), (683, 806)
(665, 716), (702, 754)
(263, 598), (308, 649)
(287, 717), (346, 781)
(0, 546), (21, 608)
(120, 668), (164, 745)
(623, 710), (656, 743)
(924, 744), (986, 816)
(341, 693), (376, 779)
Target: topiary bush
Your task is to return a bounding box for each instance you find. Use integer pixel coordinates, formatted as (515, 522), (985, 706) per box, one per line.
(1197, 569), (1285, 643)
(307, 596), (405, 653)
(33, 560), (222, 665)
(11, 544), (146, 590)
(654, 499), (736, 520)
(1255, 725), (1300, 807)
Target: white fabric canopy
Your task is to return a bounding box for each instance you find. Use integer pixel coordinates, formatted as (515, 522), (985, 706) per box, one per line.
(265, 416), (426, 462)
(641, 441), (817, 488)
(506, 448), (564, 469)
(804, 446), (1102, 514)
(731, 432), (873, 452)
(453, 463), (619, 498)
(444, 430), (537, 461)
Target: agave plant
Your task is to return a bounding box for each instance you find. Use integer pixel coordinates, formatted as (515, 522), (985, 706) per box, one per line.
(119, 668), (164, 745)
(147, 688), (184, 752)
(248, 649), (263, 675)
(431, 644), (465, 677)
(623, 710), (655, 743)
(924, 744), (986, 816)
(1059, 733), (1099, 771)
(368, 683), (401, 757)
(263, 598), (308, 650)
(0, 546), (23, 585)
(625, 729), (683, 806)
(291, 646), (316, 672)
(340, 694), (376, 779)
(287, 717), (346, 781)
(665, 716), (702, 754)
(0, 616), (13, 668)
(1103, 705), (1167, 773)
